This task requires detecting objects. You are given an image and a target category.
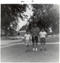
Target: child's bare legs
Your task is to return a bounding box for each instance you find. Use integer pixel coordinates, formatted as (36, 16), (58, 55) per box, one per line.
(25, 45), (28, 52)
(40, 43), (43, 51)
(40, 43), (46, 50)
(25, 45), (30, 52)
(27, 45), (30, 51)
(40, 38), (46, 51)
(43, 42), (46, 51)
(40, 38), (43, 51)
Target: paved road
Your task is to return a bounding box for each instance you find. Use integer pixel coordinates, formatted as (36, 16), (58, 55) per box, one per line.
(1, 34), (59, 46)
(1, 35), (59, 62)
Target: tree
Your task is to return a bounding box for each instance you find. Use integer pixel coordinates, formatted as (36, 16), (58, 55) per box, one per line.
(29, 4), (59, 33)
(1, 4), (27, 36)
(1, 4), (59, 36)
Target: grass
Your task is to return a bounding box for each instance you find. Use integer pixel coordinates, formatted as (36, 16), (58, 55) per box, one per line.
(1, 35), (59, 62)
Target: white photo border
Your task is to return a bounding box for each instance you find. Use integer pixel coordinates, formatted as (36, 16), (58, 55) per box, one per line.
(0, 0), (60, 63)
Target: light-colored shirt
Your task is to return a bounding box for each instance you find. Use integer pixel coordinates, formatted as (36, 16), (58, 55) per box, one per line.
(24, 34), (31, 40)
(39, 31), (47, 38)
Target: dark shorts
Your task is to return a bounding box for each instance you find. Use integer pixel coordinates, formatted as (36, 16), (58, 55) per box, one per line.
(32, 36), (38, 43)
(48, 32), (53, 35)
(40, 38), (46, 44)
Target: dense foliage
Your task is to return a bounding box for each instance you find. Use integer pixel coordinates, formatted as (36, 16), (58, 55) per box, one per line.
(29, 4), (59, 31)
(1, 4), (27, 36)
(1, 4), (59, 36)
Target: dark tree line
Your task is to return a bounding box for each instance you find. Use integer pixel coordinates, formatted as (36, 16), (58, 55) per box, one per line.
(28, 4), (59, 33)
(1, 4), (27, 36)
(1, 4), (59, 36)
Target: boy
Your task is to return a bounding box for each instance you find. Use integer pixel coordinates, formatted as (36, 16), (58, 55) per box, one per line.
(31, 24), (40, 51)
(24, 31), (31, 52)
(39, 29), (47, 51)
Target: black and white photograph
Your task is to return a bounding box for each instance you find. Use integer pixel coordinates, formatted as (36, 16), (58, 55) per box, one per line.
(0, 0), (60, 62)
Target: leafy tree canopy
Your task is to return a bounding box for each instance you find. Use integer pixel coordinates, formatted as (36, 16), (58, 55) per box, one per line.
(1, 4), (59, 36)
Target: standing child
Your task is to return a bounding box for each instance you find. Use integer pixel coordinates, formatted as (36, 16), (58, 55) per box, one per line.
(31, 24), (40, 52)
(39, 29), (47, 51)
(24, 31), (31, 52)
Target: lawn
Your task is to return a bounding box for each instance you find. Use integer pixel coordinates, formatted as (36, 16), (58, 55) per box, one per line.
(1, 34), (59, 62)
